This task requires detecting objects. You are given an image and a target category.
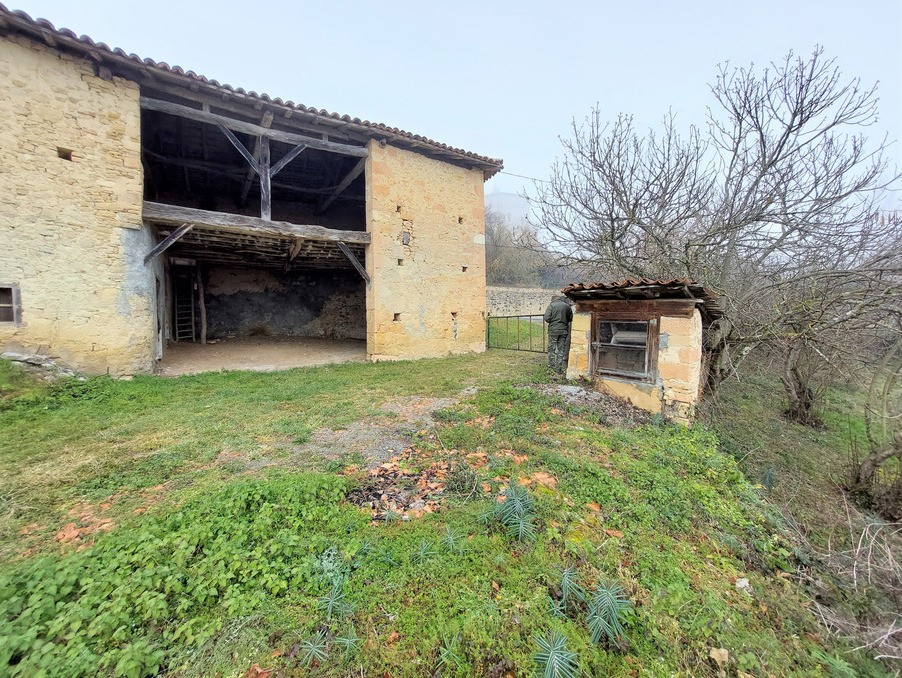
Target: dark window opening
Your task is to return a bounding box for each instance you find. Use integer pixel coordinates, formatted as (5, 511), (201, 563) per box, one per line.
(593, 319), (653, 380)
(393, 313), (401, 322)
(57, 147), (73, 161)
(0, 286), (17, 323)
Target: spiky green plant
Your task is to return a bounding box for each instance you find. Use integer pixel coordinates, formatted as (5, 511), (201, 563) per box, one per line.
(412, 539), (436, 564)
(587, 581), (631, 644)
(442, 527), (467, 554)
(334, 623), (361, 657)
(317, 580), (352, 621)
(533, 631), (578, 678)
(548, 597), (566, 619)
(559, 567), (586, 611)
(492, 483), (537, 542)
(436, 634), (464, 672)
(300, 629), (329, 668)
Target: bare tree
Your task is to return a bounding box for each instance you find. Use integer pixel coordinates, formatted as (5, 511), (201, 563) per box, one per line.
(533, 47), (902, 420)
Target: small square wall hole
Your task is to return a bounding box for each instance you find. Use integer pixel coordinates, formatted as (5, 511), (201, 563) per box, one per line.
(393, 313), (401, 322)
(461, 266), (468, 272)
(396, 205), (402, 213)
(397, 258), (404, 266)
(458, 216), (463, 225)
(451, 312), (458, 318)
(57, 147), (73, 161)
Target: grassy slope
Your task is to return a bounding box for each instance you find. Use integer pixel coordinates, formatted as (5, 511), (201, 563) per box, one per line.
(0, 355), (890, 677)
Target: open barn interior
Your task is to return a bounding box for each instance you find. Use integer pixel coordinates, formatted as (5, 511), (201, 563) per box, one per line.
(139, 89), (371, 373)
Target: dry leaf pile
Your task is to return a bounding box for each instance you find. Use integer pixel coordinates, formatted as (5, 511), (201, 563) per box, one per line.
(347, 447), (449, 520)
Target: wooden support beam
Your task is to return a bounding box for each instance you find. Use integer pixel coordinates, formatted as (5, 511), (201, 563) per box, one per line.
(239, 110), (274, 206)
(284, 238), (305, 271)
(217, 123), (260, 173)
(271, 144), (307, 177)
(143, 202), (371, 244)
(141, 97), (368, 157)
(318, 157), (367, 214)
(196, 266), (207, 345)
(259, 137), (271, 221)
(144, 223), (194, 264)
(337, 241), (370, 284)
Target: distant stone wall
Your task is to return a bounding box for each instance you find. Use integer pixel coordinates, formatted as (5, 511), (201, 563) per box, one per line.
(487, 286), (559, 316)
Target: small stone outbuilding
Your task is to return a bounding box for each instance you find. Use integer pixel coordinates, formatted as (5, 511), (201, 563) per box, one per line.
(562, 279), (723, 423)
(0, 6), (502, 376)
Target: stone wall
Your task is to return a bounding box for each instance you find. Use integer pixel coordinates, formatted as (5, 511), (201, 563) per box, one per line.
(365, 142), (487, 360)
(566, 305), (704, 423)
(203, 266), (365, 340)
(487, 286), (558, 316)
(0, 36), (151, 376)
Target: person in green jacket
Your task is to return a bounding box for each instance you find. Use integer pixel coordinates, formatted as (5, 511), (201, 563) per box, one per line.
(543, 296), (573, 375)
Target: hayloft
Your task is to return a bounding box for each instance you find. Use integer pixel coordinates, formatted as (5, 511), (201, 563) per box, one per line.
(0, 5), (502, 375)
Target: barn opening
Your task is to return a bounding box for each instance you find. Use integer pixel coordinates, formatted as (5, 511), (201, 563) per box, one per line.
(138, 88), (371, 374)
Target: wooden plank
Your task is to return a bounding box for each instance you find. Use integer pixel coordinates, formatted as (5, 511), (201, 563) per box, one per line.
(143, 222), (194, 264)
(143, 202), (371, 244)
(318, 157), (367, 214)
(259, 137), (271, 221)
(141, 97), (368, 157)
(217, 123), (260, 174)
(239, 110), (274, 206)
(337, 241), (370, 283)
(271, 144), (307, 177)
(196, 266), (207, 345)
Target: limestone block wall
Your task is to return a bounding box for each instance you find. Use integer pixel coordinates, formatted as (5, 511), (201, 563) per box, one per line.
(365, 141), (487, 360)
(565, 306), (704, 423)
(0, 36), (151, 376)
(203, 266), (365, 340)
(487, 286), (558, 316)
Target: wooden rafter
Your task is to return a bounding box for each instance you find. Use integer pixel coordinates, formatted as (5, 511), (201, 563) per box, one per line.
(141, 97), (368, 157)
(318, 157), (366, 214)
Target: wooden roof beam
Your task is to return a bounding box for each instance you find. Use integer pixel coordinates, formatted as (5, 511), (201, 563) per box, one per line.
(143, 202), (371, 244)
(141, 96), (368, 158)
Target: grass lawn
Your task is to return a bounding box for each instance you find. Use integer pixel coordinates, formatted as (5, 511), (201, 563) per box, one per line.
(0, 353), (893, 677)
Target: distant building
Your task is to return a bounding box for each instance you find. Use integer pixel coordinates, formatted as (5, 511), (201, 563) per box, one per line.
(0, 6), (502, 375)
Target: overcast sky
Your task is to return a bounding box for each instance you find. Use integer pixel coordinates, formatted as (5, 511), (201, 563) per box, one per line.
(11, 0), (902, 203)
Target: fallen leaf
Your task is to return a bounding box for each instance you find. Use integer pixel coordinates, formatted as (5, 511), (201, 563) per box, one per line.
(492, 580), (500, 592)
(242, 663), (274, 678)
(531, 472), (557, 488)
(604, 529), (624, 539)
(709, 647), (729, 677)
(585, 502), (602, 512)
(481, 482), (492, 493)
(387, 631), (401, 645)
(466, 452), (489, 467)
(55, 523), (81, 544)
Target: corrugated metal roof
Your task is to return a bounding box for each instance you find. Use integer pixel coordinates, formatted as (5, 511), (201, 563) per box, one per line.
(562, 278), (724, 319)
(0, 4), (504, 176)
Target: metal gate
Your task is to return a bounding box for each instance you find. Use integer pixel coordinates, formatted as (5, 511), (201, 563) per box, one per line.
(486, 314), (547, 353)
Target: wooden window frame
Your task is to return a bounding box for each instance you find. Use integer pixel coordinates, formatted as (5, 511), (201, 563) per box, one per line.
(590, 310), (660, 383)
(0, 283), (21, 325)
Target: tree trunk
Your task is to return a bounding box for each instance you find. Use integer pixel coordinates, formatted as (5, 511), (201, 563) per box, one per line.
(780, 350), (818, 425)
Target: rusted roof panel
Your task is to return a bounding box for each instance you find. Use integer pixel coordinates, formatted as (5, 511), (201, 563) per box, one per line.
(0, 4), (504, 176)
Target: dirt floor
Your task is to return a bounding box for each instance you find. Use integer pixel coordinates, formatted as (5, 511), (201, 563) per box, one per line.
(157, 336), (367, 376)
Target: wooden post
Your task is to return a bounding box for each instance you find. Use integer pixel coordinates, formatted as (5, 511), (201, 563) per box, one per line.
(259, 137), (271, 221)
(196, 266), (207, 345)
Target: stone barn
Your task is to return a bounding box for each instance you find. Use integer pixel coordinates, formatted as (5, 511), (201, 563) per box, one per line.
(0, 6), (502, 376)
(562, 279), (723, 423)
